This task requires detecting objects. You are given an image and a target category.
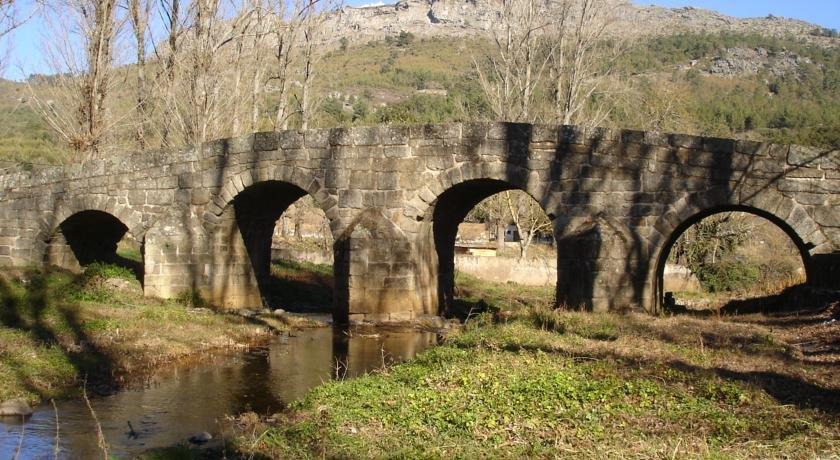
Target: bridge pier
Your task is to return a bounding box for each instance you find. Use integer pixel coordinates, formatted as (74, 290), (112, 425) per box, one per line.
(0, 123), (835, 324)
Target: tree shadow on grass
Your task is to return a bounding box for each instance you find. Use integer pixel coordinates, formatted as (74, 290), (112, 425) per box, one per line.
(718, 284), (839, 317)
(447, 294), (840, 417)
(455, 327), (840, 416)
(0, 269), (119, 401)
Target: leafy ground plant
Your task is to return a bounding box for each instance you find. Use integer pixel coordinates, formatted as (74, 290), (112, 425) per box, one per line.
(232, 274), (840, 459)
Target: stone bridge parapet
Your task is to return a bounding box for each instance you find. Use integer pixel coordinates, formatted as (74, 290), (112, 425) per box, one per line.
(0, 123), (837, 322)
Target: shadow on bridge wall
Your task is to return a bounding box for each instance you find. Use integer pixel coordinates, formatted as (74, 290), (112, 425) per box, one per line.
(206, 179), (341, 317)
(427, 123), (837, 315)
(649, 142), (840, 313)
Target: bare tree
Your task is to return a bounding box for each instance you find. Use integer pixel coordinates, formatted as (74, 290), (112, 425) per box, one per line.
(548, 0), (621, 127)
(229, 0), (264, 134)
(296, 0), (335, 130)
(29, 0), (123, 158)
(166, 0), (254, 146)
(247, 0), (269, 131)
(504, 191), (552, 260)
(473, 0), (555, 122)
(466, 190), (551, 258)
(155, 0), (182, 147)
(128, 0), (153, 149)
(268, 0), (300, 131)
(268, 0), (300, 130)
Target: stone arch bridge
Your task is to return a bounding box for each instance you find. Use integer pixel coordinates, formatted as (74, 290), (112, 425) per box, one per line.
(0, 123), (837, 322)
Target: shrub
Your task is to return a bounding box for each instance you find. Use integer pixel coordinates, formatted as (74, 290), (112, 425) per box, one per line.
(175, 289), (207, 308)
(82, 262), (136, 282)
(695, 259), (760, 293)
(396, 30), (415, 47)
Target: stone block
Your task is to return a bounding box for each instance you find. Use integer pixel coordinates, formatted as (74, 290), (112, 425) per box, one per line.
(785, 167), (824, 179)
(361, 191), (385, 208)
(702, 136), (735, 154)
(377, 173), (399, 190)
(794, 193), (828, 206)
(412, 123), (461, 140)
(814, 180), (840, 193)
(349, 171), (376, 189)
(383, 145), (410, 158)
(788, 145), (824, 166)
(777, 179), (812, 193)
(380, 125), (410, 145)
(128, 189), (146, 205)
(461, 123), (489, 142)
(278, 130), (304, 149)
(325, 170), (350, 189)
(305, 129), (330, 148)
(253, 132), (278, 151)
(338, 189), (363, 209)
(190, 189), (211, 205)
(329, 128), (353, 146)
(351, 127), (381, 146)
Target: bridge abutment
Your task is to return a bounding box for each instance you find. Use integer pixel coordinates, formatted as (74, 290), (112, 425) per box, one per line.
(0, 123), (835, 323)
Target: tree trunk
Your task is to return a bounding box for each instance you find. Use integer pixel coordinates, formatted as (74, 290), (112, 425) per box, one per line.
(129, 0), (148, 150)
(294, 208), (303, 240)
(161, 0), (180, 148)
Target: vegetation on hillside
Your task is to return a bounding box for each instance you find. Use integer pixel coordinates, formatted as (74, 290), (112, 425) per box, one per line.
(2, 29), (838, 165)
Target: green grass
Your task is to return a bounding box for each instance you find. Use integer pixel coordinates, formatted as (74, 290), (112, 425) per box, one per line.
(263, 259), (334, 312)
(232, 276), (839, 459)
(0, 266), (288, 405)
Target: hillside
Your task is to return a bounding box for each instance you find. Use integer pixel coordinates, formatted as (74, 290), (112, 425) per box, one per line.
(326, 0), (838, 47)
(0, 1), (838, 165)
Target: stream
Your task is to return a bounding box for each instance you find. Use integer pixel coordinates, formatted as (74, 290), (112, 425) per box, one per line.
(0, 325), (439, 458)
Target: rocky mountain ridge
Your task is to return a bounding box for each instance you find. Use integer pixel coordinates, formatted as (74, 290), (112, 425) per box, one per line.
(324, 0), (837, 46)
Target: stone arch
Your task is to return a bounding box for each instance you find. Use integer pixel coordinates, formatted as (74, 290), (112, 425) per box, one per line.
(648, 189), (822, 312)
(414, 160), (554, 314)
(37, 196), (147, 274)
(202, 171), (338, 311)
(203, 166), (337, 235)
(38, 196), (146, 247)
(405, 160), (547, 223)
(42, 207), (145, 283)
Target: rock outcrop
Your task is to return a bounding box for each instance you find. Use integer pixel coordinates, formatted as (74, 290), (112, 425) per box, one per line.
(322, 0), (837, 47)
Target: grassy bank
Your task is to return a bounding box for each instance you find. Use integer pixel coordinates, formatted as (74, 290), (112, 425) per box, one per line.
(231, 274), (839, 459)
(0, 265), (289, 405)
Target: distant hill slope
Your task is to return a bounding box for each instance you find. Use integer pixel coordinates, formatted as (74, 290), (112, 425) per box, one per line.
(327, 0), (838, 47)
(0, 1), (837, 165)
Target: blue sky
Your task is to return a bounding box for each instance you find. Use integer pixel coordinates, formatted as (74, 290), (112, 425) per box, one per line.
(4, 0), (838, 81)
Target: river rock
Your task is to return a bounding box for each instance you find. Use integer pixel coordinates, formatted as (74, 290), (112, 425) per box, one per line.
(0, 398), (33, 416)
(273, 308), (286, 317)
(189, 431), (213, 444)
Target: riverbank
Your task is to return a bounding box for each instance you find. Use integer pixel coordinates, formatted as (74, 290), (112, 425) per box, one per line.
(230, 276), (840, 458)
(0, 265), (291, 406)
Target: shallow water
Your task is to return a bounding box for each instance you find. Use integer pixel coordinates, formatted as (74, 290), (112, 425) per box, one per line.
(0, 325), (438, 459)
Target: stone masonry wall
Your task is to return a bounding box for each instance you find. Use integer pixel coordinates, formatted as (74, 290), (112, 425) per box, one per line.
(0, 123), (837, 322)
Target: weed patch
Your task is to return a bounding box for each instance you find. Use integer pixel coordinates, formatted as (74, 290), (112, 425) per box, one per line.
(234, 275), (840, 458)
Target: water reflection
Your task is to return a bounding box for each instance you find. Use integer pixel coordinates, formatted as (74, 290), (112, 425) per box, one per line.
(0, 326), (438, 459)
